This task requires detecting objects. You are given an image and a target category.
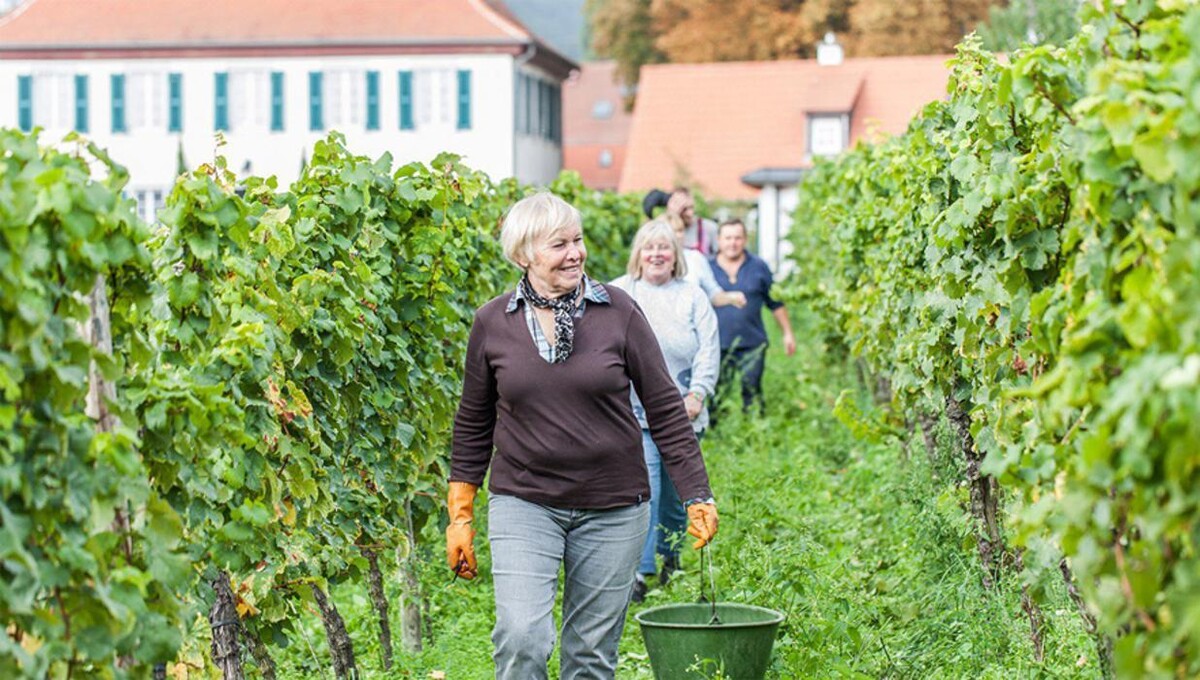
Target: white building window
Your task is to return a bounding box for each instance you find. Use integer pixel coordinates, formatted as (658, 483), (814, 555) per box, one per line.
(325, 69), (365, 130)
(229, 70), (271, 131)
(127, 72), (168, 131)
(132, 188), (166, 224)
(809, 114), (847, 157)
(228, 70), (269, 131)
(32, 72), (72, 129)
(415, 68), (455, 127)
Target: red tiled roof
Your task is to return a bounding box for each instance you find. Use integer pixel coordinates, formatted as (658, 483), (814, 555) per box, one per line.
(0, 0), (571, 67)
(619, 55), (952, 200)
(801, 71), (863, 113)
(845, 56), (952, 142)
(563, 61), (631, 189)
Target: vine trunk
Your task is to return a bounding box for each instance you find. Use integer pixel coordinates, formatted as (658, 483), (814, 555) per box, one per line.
(310, 583), (358, 679)
(363, 547), (394, 669)
(209, 572), (245, 680)
(945, 396), (1004, 586)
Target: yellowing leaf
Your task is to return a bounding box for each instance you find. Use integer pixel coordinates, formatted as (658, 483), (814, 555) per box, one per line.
(276, 498), (297, 527)
(236, 599), (260, 618)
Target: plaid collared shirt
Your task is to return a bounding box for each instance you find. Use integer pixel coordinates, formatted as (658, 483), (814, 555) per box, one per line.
(506, 275), (611, 363)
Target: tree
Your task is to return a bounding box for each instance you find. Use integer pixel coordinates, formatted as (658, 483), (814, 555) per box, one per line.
(844, 0), (993, 56)
(586, 0), (663, 91)
(176, 138), (188, 176)
(648, 0), (817, 63)
(975, 0), (1081, 52)
(588, 0), (853, 100)
(587, 0), (997, 98)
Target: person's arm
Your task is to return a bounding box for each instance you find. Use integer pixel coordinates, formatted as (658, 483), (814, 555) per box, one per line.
(685, 288), (721, 420)
(690, 252), (745, 308)
(772, 306), (796, 356)
(447, 307), (499, 580)
(762, 264), (796, 356)
(623, 305), (713, 502)
(626, 304), (719, 547)
(711, 290), (747, 308)
(450, 308), (499, 485)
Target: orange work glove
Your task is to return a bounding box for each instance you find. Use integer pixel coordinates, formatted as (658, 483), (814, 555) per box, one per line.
(446, 481), (478, 580)
(687, 502), (719, 550)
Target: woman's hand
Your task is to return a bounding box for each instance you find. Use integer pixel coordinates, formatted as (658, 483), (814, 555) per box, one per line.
(446, 482), (479, 580)
(685, 392), (704, 420)
(687, 502), (719, 549)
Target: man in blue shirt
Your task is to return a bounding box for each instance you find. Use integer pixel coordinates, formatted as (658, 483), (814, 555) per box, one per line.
(709, 219), (796, 412)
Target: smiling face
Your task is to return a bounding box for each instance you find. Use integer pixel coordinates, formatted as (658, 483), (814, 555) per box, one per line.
(525, 225), (587, 297)
(639, 236), (677, 284)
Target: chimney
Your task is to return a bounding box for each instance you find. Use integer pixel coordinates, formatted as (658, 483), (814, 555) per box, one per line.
(817, 32), (843, 66)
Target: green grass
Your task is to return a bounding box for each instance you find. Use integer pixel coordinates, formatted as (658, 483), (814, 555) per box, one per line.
(274, 313), (1099, 678)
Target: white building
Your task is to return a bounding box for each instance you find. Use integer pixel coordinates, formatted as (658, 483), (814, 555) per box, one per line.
(0, 0), (574, 221)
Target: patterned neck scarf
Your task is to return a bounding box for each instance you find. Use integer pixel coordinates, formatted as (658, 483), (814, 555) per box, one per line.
(519, 275), (581, 364)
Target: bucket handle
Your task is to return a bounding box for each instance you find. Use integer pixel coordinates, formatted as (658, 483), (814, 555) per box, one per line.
(697, 544), (722, 625)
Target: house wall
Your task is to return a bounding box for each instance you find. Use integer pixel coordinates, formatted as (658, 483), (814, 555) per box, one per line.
(512, 63), (563, 186)
(756, 183), (798, 276)
(0, 52), (523, 200)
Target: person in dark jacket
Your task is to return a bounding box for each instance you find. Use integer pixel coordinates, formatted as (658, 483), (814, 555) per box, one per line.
(446, 192), (719, 680)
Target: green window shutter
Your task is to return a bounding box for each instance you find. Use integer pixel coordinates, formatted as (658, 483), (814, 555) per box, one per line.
(18, 75), (33, 131)
(168, 73), (183, 132)
(398, 70), (413, 130)
(214, 72), (229, 131)
(456, 69), (471, 130)
(309, 71), (323, 131)
(111, 74), (126, 133)
(270, 71), (285, 131)
(365, 70), (380, 131)
(74, 75), (89, 133)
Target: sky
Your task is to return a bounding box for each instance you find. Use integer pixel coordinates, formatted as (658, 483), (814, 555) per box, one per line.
(503, 0), (588, 63)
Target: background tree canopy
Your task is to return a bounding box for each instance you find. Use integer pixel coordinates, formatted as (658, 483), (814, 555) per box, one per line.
(586, 0), (1081, 92)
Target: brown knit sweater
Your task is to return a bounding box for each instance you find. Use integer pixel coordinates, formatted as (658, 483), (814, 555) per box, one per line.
(450, 284), (713, 509)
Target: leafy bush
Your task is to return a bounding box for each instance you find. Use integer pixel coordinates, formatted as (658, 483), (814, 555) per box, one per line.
(0, 129), (643, 677)
(784, 1), (1200, 675)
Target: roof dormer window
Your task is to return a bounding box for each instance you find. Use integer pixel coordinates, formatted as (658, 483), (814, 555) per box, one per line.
(808, 113), (848, 157)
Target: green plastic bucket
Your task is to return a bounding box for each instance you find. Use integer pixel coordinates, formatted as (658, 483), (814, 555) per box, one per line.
(634, 603), (784, 679)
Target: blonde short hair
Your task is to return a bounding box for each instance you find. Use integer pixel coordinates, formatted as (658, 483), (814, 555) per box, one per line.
(500, 192), (583, 268)
(626, 219), (688, 280)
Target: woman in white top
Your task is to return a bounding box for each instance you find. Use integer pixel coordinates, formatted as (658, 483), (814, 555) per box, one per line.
(611, 219), (722, 601)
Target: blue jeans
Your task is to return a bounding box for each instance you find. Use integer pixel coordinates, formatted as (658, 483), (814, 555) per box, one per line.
(638, 430), (690, 576)
(488, 494), (649, 680)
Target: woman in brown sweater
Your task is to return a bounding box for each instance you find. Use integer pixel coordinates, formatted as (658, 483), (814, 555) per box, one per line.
(445, 192), (718, 679)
